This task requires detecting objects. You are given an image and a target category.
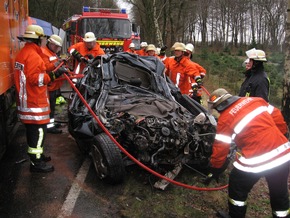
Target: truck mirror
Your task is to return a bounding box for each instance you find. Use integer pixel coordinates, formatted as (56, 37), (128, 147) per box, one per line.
(132, 23), (136, 32)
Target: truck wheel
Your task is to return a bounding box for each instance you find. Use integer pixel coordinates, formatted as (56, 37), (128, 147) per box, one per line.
(91, 133), (125, 184)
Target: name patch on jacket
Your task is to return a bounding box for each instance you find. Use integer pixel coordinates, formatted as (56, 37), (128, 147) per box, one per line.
(229, 98), (253, 115)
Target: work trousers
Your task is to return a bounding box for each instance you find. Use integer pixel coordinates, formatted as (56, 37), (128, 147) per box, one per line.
(228, 163), (290, 218)
(25, 123), (47, 161)
(49, 89), (58, 119)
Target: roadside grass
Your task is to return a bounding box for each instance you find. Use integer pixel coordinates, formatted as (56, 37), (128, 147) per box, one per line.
(192, 50), (284, 108)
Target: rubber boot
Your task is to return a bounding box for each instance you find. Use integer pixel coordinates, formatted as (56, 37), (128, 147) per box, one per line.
(30, 160), (54, 173)
(216, 210), (231, 218)
(41, 154), (51, 162)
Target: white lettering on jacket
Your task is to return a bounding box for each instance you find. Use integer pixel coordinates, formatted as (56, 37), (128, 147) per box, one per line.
(229, 98), (253, 116)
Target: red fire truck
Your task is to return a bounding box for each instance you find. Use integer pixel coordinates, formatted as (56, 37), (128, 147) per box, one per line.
(0, 0), (28, 159)
(62, 6), (140, 54)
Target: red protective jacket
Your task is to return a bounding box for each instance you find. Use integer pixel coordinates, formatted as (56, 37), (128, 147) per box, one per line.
(68, 42), (105, 73)
(136, 49), (147, 56)
(14, 42), (51, 124)
(211, 97), (290, 173)
(126, 49), (137, 54)
(165, 56), (201, 94)
(41, 46), (64, 92)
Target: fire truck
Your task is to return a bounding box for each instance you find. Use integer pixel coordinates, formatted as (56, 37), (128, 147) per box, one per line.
(62, 6), (140, 54)
(0, 0), (28, 159)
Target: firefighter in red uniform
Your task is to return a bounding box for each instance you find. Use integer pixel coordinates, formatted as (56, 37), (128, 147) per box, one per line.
(205, 88), (290, 218)
(41, 34), (67, 134)
(126, 43), (137, 54)
(146, 44), (158, 57)
(165, 42), (202, 95)
(137, 41), (148, 56)
(68, 32), (105, 73)
(184, 43), (207, 104)
(14, 25), (64, 172)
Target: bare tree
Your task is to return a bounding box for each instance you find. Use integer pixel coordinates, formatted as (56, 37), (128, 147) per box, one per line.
(282, 0), (290, 124)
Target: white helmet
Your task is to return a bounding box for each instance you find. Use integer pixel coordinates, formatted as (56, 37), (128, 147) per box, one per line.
(23, 25), (45, 39)
(185, 43), (194, 53)
(48, 34), (63, 47)
(129, 43), (135, 48)
(246, 48), (267, 62)
(140, 42), (148, 47)
(83, 32), (96, 42)
(156, 48), (161, 55)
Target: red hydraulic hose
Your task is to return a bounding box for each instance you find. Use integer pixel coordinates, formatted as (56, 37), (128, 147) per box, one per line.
(64, 73), (228, 191)
(201, 85), (211, 96)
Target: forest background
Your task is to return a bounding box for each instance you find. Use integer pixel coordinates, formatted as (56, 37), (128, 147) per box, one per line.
(29, 0), (287, 107)
(28, 1), (289, 217)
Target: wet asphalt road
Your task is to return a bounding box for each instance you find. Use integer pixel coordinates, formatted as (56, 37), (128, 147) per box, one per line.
(0, 90), (124, 218)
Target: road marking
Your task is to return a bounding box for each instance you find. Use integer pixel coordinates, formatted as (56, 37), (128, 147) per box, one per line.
(57, 158), (91, 218)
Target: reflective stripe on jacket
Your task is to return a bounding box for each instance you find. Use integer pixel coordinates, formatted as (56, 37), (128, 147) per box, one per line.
(210, 97), (290, 173)
(14, 43), (51, 124)
(165, 57), (200, 94)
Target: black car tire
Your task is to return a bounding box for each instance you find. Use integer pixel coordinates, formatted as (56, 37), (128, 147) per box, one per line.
(91, 133), (125, 184)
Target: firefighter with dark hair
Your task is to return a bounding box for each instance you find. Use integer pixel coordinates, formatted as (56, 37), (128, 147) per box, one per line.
(239, 48), (269, 102)
(205, 88), (290, 218)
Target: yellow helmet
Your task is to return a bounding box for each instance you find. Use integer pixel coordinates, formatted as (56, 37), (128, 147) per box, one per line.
(23, 25), (45, 39)
(83, 32), (96, 42)
(146, 44), (156, 52)
(48, 34), (63, 47)
(173, 42), (186, 52)
(208, 88), (232, 110)
(170, 42), (180, 51)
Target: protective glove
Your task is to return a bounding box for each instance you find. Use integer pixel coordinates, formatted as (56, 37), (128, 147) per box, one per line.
(55, 66), (69, 77)
(80, 57), (88, 63)
(71, 49), (84, 62)
(160, 45), (167, 52)
(195, 77), (203, 87)
(203, 158), (230, 185)
(202, 167), (224, 185)
(48, 71), (56, 82)
(191, 83), (199, 92)
(86, 54), (94, 60)
(160, 45), (167, 56)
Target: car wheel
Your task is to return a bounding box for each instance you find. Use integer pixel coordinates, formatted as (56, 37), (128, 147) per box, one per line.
(75, 138), (91, 154)
(91, 133), (125, 184)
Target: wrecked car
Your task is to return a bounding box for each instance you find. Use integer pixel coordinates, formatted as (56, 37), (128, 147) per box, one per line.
(68, 52), (217, 187)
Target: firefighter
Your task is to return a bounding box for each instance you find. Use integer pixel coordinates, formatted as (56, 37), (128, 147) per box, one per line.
(204, 88), (290, 218)
(126, 42), (137, 54)
(68, 32), (105, 73)
(239, 48), (269, 102)
(165, 42), (202, 95)
(41, 34), (68, 134)
(137, 41), (148, 56)
(184, 43), (207, 104)
(14, 25), (64, 172)
(146, 44), (158, 57)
